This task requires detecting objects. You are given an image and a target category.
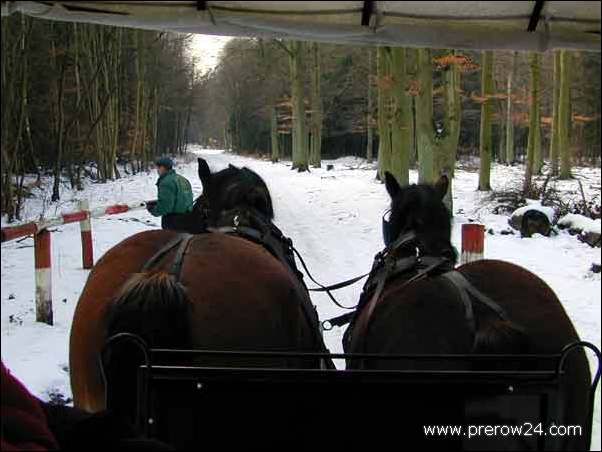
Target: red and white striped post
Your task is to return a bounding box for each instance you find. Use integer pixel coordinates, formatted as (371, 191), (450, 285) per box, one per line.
(34, 229), (53, 325)
(461, 223), (485, 265)
(79, 200), (93, 269)
(1, 199), (150, 326)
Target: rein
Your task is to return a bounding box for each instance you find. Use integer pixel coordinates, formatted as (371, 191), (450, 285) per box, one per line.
(323, 231), (452, 330)
(209, 206), (369, 310)
(291, 231), (427, 312)
(290, 246), (368, 310)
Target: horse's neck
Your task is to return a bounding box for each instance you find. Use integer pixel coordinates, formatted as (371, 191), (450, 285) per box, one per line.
(419, 235), (457, 264)
(219, 206), (272, 231)
(394, 232), (456, 264)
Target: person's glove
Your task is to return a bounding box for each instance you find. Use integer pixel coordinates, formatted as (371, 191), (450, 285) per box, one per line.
(146, 200), (157, 214)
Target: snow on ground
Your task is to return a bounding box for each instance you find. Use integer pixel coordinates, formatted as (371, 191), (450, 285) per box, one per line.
(559, 213), (602, 235)
(1, 147), (600, 448)
(512, 201), (557, 224)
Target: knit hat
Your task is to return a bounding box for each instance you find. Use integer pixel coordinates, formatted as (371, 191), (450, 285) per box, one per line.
(155, 157), (174, 169)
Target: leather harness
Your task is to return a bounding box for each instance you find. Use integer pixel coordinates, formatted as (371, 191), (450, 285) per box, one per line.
(139, 216), (511, 358)
(344, 231), (511, 353)
(207, 210), (302, 285)
(139, 211), (334, 366)
(141, 233), (195, 281)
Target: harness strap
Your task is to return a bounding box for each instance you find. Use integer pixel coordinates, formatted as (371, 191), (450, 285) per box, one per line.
(211, 225), (300, 282)
(141, 233), (194, 282)
(442, 271), (509, 321)
(363, 256), (448, 324)
(141, 236), (185, 272)
(169, 234), (194, 281)
(361, 256), (417, 293)
(442, 271), (510, 350)
(323, 256), (450, 330)
(441, 272), (476, 336)
(387, 230), (418, 253)
(344, 255), (451, 355)
(310, 232), (420, 308)
(214, 214), (380, 309)
(306, 272), (369, 293)
(356, 267), (389, 334)
(209, 224), (335, 366)
(291, 246), (358, 310)
(322, 312), (356, 330)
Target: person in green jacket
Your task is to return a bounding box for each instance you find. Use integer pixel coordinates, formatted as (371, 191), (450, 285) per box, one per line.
(147, 157), (194, 231)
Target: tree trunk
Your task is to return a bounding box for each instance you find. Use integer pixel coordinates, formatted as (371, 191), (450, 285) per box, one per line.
(559, 50), (572, 179)
(389, 48), (411, 187)
(478, 50), (494, 191)
(131, 30), (144, 170)
(415, 49), (461, 211)
(309, 42), (322, 168)
(416, 49), (434, 184)
(524, 52), (541, 193)
(51, 27), (67, 202)
(532, 54), (542, 176)
(288, 41), (308, 171)
(14, 16), (30, 217)
(270, 105), (280, 162)
(366, 47), (374, 163)
(438, 51), (462, 211)
(505, 51), (517, 164)
(376, 47), (392, 180)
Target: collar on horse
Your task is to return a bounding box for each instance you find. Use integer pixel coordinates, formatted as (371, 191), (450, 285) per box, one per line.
(336, 229), (511, 354)
(139, 205), (299, 287)
(324, 231), (452, 330)
(206, 206), (303, 284)
(351, 231), (454, 324)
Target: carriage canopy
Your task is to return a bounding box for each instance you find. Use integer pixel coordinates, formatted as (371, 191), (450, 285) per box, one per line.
(1, 1), (600, 52)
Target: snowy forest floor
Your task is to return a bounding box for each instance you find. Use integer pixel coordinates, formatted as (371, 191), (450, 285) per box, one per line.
(1, 147), (600, 448)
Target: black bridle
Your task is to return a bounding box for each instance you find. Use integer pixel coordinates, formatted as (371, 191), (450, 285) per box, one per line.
(382, 209), (394, 248)
(298, 208), (400, 310)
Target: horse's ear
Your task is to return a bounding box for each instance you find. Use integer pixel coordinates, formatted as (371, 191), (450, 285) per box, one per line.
(434, 174), (449, 200)
(198, 158), (211, 188)
(384, 172), (400, 199)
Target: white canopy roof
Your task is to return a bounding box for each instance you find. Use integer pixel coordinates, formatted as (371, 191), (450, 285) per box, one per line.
(1, 1), (600, 52)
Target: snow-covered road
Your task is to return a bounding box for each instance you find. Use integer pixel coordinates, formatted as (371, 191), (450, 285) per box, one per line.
(1, 147), (600, 447)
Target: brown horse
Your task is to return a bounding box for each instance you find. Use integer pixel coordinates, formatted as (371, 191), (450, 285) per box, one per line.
(344, 173), (592, 450)
(69, 159), (330, 416)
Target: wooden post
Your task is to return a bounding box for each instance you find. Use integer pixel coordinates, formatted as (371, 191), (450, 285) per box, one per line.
(79, 199), (93, 269)
(461, 224), (485, 265)
(34, 229), (53, 325)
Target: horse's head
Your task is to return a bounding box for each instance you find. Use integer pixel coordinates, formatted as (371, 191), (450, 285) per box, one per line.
(194, 157), (274, 228)
(383, 172), (456, 261)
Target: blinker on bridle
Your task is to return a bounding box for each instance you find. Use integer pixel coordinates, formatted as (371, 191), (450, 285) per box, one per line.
(382, 209), (393, 247)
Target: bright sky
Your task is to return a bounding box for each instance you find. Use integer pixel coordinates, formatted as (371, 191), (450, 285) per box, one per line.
(189, 34), (232, 74)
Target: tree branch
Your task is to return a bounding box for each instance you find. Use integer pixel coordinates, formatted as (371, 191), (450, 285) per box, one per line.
(272, 38), (293, 57)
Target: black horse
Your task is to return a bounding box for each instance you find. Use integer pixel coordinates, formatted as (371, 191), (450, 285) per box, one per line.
(344, 172), (592, 451)
(156, 158), (275, 236)
(196, 158), (273, 228)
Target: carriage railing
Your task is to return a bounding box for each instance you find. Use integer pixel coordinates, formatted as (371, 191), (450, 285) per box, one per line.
(101, 333), (600, 451)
